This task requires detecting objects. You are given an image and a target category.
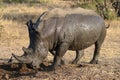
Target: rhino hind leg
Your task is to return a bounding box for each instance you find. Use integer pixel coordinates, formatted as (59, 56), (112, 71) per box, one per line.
(90, 41), (102, 64)
(90, 27), (106, 64)
(72, 50), (84, 64)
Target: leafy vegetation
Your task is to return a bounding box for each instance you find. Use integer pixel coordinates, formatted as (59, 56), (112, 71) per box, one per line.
(72, 0), (118, 20)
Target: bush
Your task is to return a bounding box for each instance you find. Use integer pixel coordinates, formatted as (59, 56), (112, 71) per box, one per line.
(108, 11), (117, 20)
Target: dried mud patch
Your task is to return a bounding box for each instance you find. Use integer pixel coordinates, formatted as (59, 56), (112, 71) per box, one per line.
(0, 60), (120, 80)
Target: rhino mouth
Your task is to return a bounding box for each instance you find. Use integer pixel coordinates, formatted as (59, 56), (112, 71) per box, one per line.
(12, 53), (32, 64)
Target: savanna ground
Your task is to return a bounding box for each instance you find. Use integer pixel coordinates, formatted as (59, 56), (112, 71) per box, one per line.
(0, 1), (120, 80)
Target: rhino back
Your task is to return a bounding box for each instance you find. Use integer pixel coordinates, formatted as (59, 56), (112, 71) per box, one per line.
(58, 14), (105, 50)
(39, 8), (106, 50)
(43, 8), (98, 20)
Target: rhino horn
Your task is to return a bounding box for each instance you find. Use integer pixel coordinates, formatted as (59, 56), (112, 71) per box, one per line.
(12, 53), (32, 63)
(33, 11), (47, 33)
(36, 11), (47, 24)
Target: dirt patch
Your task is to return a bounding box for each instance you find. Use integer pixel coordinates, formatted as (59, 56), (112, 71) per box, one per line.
(0, 59), (120, 80)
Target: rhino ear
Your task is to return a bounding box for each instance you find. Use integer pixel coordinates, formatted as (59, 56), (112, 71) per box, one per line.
(22, 47), (33, 53)
(26, 20), (33, 28)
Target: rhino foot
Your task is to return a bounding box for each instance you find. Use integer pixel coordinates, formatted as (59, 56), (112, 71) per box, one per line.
(48, 65), (62, 71)
(71, 61), (77, 64)
(90, 60), (98, 64)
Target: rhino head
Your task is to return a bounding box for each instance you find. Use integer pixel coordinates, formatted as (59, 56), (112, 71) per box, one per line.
(12, 43), (48, 69)
(12, 11), (48, 69)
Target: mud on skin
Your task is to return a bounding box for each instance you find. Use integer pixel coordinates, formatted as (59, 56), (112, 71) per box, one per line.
(12, 8), (107, 70)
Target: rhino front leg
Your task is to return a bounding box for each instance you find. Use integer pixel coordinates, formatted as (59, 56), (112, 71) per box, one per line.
(50, 50), (66, 65)
(72, 50), (84, 64)
(52, 43), (69, 70)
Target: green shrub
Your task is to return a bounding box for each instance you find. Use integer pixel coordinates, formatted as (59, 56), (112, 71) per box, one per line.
(108, 11), (117, 20)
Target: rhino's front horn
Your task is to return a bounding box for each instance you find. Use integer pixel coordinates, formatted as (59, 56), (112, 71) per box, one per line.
(12, 53), (32, 64)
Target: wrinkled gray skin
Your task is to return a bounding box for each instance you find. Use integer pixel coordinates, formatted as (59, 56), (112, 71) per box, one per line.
(24, 18), (84, 65)
(12, 8), (106, 70)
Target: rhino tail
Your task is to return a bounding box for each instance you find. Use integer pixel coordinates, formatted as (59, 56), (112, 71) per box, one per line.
(106, 24), (110, 29)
